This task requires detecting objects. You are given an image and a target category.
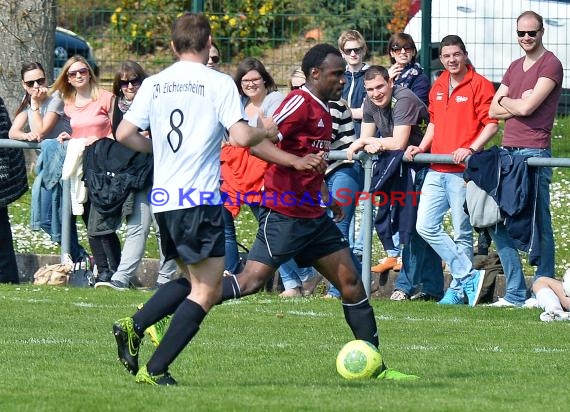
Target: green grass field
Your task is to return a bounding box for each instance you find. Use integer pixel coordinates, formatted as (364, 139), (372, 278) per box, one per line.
(1, 285), (570, 412)
(4, 118), (570, 410)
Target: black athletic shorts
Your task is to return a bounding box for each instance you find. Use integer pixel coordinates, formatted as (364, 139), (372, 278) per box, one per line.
(154, 205), (225, 265)
(247, 207), (349, 268)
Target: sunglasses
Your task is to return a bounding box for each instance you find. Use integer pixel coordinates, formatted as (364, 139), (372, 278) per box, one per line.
(517, 30), (539, 38)
(119, 78), (142, 88)
(209, 55), (220, 63)
(24, 77), (46, 88)
(67, 68), (89, 78)
(343, 47), (363, 55)
(392, 46), (413, 54)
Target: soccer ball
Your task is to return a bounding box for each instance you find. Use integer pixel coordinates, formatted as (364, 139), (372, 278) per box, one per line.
(562, 268), (570, 297)
(336, 340), (383, 380)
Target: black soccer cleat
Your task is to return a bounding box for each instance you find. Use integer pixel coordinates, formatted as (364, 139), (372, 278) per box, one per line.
(113, 317), (141, 375)
(135, 365), (178, 386)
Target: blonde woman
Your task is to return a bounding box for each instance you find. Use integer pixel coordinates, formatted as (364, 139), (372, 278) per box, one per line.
(52, 56), (121, 281)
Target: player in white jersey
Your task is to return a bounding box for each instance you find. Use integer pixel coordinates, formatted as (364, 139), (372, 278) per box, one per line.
(111, 13), (278, 386)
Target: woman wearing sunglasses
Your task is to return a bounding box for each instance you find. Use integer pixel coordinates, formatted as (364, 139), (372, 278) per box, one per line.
(207, 42), (221, 71)
(52, 56), (121, 282)
(387, 32), (430, 105)
(95, 60), (177, 290)
(9, 62), (70, 142)
(9, 62), (88, 262)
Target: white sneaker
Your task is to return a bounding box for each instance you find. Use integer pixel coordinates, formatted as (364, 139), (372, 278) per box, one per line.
(523, 297), (538, 308)
(489, 297), (517, 307)
(539, 310), (570, 322)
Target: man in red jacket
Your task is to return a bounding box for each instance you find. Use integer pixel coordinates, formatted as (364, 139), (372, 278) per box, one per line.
(405, 35), (498, 306)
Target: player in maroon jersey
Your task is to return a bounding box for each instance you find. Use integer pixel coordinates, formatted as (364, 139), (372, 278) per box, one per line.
(218, 43), (417, 381)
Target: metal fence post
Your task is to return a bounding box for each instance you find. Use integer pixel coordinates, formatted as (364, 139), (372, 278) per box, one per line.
(419, 0), (433, 78)
(192, 0), (205, 13)
(60, 179), (71, 262)
(360, 154), (374, 298)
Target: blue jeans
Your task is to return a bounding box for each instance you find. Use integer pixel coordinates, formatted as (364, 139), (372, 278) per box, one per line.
(394, 230), (444, 297)
(326, 163), (362, 297)
(222, 206), (240, 274)
(416, 170), (475, 294)
(504, 147), (554, 279)
(488, 223), (527, 304)
(386, 232), (400, 257)
(394, 168), (444, 297)
(111, 189), (177, 287)
(326, 163), (361, 241)
(223, 204), (260, 274)
(279, 260), (314, 290)
(38, 184), (86, 261)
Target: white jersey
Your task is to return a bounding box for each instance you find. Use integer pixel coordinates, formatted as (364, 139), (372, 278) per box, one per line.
(124, 60), (245, 213)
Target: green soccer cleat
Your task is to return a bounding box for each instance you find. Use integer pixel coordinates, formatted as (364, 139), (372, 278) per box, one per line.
(135, 365), (178, 386)
(145, 315), (172, 347)
(376, 368), (420, 381)
(113, 317), (141, 375)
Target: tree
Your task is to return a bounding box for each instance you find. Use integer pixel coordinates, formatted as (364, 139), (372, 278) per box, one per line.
(0, 0), (56, 116)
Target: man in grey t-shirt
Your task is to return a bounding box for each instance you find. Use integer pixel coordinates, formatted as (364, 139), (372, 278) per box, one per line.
(347, 65), (443, 302)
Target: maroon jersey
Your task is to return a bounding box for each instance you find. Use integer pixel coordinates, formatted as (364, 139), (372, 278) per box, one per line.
(263, 88), (332, 218)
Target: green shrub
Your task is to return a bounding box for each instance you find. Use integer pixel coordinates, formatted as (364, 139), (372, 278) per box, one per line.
(110, 0), (192, 54)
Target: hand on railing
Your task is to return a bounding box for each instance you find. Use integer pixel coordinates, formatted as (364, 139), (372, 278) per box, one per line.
(404, 145), (423, 161)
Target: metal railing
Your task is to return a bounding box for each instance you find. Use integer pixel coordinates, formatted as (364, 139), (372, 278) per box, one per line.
(3, 138), (569, 296)
(1, 139), (71, 263)
(329, 150), (570, 297)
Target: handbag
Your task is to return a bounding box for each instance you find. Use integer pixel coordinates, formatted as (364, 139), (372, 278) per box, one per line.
(33, 263), (73, 286)
(69, 256), (96, 287)
(465, 181), (504, 228)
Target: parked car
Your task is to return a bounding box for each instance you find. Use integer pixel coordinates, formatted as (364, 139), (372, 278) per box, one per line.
(54, 27), (99, 78)
(405, 0), (570, 113)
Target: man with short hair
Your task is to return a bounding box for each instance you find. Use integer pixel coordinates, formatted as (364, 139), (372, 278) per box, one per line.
(347, 65), (444, 302)
(487, 10), (563, 307)
(336, 29), (369, 271)
(111, 12), (278, 385)
(405, 35), (498, 306)
(220, 44), (417, 381)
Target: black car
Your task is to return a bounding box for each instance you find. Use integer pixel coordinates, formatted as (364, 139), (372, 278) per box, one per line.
(54, 27), (99, 78)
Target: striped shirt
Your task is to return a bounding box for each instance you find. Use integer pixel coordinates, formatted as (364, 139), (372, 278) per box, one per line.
(327, 99), (356, 175)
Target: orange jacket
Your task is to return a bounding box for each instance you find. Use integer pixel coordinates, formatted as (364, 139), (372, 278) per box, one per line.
(428, 65), (497, 173)
(220, 145), (267, 217)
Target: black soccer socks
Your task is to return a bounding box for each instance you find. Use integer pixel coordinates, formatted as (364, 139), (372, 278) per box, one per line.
(342, 298), (379, 348)
(132, 277), (191, 336)
(146, 298), (206, 375)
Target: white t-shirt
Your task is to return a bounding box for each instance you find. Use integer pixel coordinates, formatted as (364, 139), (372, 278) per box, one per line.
(124, 60), (245, 213)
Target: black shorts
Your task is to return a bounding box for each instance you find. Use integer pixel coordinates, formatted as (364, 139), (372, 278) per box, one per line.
(247, 207), (349, 268)
(154, 206), (225, 265)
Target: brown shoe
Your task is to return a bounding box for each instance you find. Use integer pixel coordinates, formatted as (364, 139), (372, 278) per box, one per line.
(392, 257), (403, 271)
(371, 257), (398, 273)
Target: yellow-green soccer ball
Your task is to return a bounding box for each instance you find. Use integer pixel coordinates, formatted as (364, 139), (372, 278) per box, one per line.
(336, 340), (383, 380)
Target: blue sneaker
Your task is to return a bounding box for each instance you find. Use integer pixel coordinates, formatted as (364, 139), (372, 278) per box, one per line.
(438, 289), (463, 305)
(463, 269), (486, 307)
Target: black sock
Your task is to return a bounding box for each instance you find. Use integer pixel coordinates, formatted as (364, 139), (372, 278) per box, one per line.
(147, 299), (206, 375)
(132, 278), (191, 336)
(342, 298), (379, 348)
(220, 274), (241, 302)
